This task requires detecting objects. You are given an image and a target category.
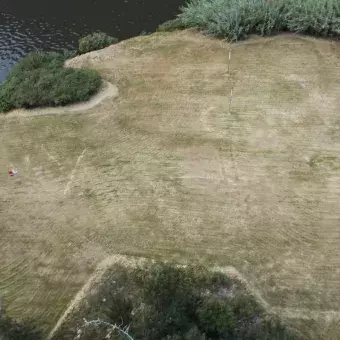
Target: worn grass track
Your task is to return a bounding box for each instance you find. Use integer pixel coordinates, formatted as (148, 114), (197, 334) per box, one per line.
(1, 30), (340, 338)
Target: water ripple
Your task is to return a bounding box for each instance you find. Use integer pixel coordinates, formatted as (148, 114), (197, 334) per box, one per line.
(0, 13), (85, 82)
(0, 0), (185, 82)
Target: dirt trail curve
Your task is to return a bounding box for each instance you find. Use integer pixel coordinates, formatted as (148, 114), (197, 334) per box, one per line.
(215, 266), (340, 321)
(48, 256), (340, 340)
(7, 80), (118, 117)
(47, 255), (148, 340)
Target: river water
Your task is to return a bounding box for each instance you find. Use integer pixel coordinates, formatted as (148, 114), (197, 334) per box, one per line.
(0, 0), (186, 82)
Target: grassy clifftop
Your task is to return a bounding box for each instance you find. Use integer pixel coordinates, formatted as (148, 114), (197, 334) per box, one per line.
(1, 30), (340, 338)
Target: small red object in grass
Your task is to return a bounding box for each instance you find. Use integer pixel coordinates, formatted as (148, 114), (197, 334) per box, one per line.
(8, 168), (18, 176)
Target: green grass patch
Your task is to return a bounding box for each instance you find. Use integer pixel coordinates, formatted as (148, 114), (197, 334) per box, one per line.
(177, 0), (340, 41)
(54, 263), (301, 340)
(0, 51), (101, 113)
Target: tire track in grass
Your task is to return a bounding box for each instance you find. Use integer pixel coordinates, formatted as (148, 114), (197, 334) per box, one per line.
(0, 198), (75, 322)
(42, 271), (73, 322)
(64, 148), (87, 195)
(32, 290), (60, 324)
(0, 257), (29, 277)
(0, 263), (31, 289)
(0, 149), (82, 316)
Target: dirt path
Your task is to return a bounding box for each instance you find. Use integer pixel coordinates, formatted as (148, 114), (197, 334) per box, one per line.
(6, 81), (118, 117)
(49, 256), (340, 340)
(47, 255), (147, 340)
(214, 266), (340, 321)
(214, 265), (270, 310)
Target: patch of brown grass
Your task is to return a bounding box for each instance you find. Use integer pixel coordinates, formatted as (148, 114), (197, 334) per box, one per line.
(1, 30), (340, 338)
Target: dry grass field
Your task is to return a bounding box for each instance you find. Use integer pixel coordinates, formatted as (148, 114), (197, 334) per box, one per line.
(1, 29), (340, 338)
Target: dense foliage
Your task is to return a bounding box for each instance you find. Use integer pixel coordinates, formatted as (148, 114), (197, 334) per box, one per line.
(78, 32), (118, 54)
(178, 0), (340, 41)
(54, 263), (301, 340)
(0, 51), (101, 112)
(0, 309), (41, 340)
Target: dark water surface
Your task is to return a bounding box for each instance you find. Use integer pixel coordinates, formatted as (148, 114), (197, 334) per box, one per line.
(0, 0), (186, 82)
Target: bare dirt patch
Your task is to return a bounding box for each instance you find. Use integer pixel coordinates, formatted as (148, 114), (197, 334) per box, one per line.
(1, 30), (340, 338)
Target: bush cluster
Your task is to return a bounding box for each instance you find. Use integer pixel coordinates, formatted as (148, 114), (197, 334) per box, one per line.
(0, 51), (101, 112)
(0, 309), (41, 340)
(54, 263), (301, 340)
(0, 31), (119, 113)
(178, 0), (340, 41)
(78, 32), (118, 54)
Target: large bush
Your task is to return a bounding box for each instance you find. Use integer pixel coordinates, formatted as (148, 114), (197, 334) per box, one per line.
(177, 0), (340, 41)
(78, 32), (118, 54)
(283, 0), (340, 36)
(54, 263), (301, 340)
(0, 51), (101, 112)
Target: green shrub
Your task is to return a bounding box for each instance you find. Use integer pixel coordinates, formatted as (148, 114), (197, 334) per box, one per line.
(178, 0), (286, 41)
(0, 309), (41, 340)
(78, 32), (118, 54)
(157, 18), (188, 32)
(54, 263), (301, 340)
(231, 293), (262, 321)
(0, 51), (101, 113)
(178, 0), (340, 41)
(283, 0), (340, 36)
(197, 298), (236, 336)
(132, 264), (202, 340)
